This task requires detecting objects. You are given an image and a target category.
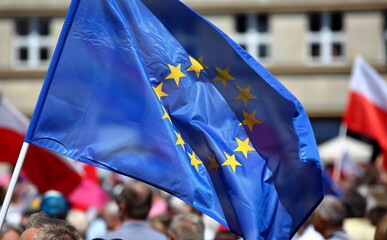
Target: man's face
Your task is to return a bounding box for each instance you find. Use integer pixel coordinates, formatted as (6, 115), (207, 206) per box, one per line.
(19, 228), (37, 240)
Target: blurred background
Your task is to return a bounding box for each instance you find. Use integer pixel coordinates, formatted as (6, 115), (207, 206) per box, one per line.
(1, 0), (387, 239)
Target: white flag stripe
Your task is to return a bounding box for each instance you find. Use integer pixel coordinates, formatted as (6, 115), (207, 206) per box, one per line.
(0, 98), (29, 134)
(350, 56), (387, 111)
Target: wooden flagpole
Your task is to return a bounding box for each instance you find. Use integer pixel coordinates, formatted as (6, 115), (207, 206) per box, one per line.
(0, 142), (30, 230)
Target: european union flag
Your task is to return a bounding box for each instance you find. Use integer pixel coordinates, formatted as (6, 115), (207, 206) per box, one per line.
(25, 0), (323, 239)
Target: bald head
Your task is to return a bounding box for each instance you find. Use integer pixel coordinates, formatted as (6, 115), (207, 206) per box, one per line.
(20, 227), (37, 240)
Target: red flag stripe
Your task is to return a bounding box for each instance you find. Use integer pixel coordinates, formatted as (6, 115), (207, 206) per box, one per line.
(343, 92), (387, 150)
(0, 128), (82, 196)
(343, 57), (387, 170)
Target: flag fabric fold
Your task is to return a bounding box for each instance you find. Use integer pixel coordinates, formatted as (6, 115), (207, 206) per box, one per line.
(343, 56), (387, 168)
(25, 0), (323, 239)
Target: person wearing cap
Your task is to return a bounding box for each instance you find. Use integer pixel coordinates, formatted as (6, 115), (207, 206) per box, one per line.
(39, 190), (70, 220)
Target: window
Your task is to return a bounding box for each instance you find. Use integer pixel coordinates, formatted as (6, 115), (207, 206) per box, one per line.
(13, 18), (52, 68)
(306, 12), (346, 63)
(234, 13), (271, 61)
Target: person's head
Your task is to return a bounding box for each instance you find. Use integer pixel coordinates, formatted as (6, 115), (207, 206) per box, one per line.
(66, 210), (89, 238)
(0, 224), (22, 240)
(342, 190), (366, 218)
(39, 190), (69, 220)
(375, 215), (387, 240)
(101, 200), (121, 231)
(20, 212), (80, 240)
(168, 213), (204, 240)
(369, 206), (387, 226)
(149, 214), (171, 235)
(214, 225), (240, 240)
(118, 181), (152, 220)
(312, 195), (346, 238)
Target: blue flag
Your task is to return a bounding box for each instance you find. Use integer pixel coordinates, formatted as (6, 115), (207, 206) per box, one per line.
(25, 0), (323, 239)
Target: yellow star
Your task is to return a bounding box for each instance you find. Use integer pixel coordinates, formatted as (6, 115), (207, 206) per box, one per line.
(222, 152), (242, 173)
(152, 83), (168, 100)
(188, 151), (203, 172)
(197, 56), (209, 69)
(234, 137), (255, 158)
(207, 155), (220, 171)
(213, 67), (236, 88)
(174, 131), (185, 150)
(165, 64), (186, 86)
(186, 56), (204, 78)
(161, 105), (172, 124)
(240, 110), (262, 132)
(234, 85), (257, 106)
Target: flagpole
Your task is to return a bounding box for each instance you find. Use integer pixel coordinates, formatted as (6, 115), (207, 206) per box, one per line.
(0, 142), (29, 230)
(333, 124), (348, 182)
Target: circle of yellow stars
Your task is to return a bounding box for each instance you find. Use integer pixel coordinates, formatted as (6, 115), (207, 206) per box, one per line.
(152, 55), (263, 173)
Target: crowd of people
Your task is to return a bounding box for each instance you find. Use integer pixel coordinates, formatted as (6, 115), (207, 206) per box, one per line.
(0, 166), (234, 240)
(293, 154), (387, 240)
(0, 153), (386, 240)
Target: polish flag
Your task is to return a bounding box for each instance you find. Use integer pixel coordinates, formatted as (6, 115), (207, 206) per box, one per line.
(0, 97), (108, 208)
(343, 56), (387, 168)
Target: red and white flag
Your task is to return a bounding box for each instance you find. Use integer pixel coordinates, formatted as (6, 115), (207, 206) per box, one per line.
(0, 97), (108, 208)
(343, 56), (387, 168)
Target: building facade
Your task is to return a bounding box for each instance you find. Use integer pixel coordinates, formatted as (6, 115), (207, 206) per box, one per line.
(1, 0), (386, 143)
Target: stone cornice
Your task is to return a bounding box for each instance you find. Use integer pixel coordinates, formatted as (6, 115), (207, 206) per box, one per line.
(1, 1), (387, 17)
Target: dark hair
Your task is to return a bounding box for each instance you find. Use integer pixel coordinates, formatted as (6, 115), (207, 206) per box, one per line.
(342, 190), (366, 218)
(375, 215), (387, 240)
(369, 206), (387, 226)
(27, 212), (80, 240)
(119, 181), (152, 220)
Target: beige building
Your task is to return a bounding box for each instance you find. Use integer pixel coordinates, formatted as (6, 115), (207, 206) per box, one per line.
(1, 0), (386, 143)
